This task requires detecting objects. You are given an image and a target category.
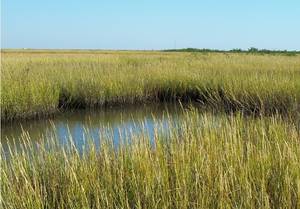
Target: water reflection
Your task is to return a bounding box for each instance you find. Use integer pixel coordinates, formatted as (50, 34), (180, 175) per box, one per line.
(1, 103), (185, 153)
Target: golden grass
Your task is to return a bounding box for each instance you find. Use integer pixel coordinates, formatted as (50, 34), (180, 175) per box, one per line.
(1, 110), (300, 209)
(1, 50), (300, 121)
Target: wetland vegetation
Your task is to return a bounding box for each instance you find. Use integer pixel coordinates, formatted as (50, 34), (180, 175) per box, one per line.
(1, 50), (300, 121)
(1, 50), (300, 209)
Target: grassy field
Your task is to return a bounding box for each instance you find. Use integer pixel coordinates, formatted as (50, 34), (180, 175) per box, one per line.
(1, 50), (300, 121)
(1, 50), (300, 208)
(1, 110), (300, 209)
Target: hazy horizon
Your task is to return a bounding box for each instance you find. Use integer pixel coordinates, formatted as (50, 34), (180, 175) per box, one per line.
(1, 47), (299, 52)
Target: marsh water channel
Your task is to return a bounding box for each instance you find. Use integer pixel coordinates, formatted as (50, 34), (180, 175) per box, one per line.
(1, 103), (201, 155)
(2, 102), (299, 158)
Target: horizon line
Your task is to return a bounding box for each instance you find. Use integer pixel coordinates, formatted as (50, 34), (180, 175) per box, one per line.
(1, 47), (300, 52)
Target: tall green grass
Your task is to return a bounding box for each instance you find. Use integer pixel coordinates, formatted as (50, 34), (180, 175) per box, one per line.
(1, 51), (300, 121)
(1, 110), (300, 209)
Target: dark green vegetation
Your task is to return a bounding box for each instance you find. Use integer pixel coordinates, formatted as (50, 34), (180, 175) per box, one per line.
(163, 48), (300, 56)
(1, 50), (300, 121)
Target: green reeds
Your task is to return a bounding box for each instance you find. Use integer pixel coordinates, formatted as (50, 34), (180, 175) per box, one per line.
(1, 111), (300, 209)
(1, 51), (300, 121)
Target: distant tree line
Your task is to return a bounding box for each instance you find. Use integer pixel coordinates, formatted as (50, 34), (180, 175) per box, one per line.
(162, 47), (299, 56)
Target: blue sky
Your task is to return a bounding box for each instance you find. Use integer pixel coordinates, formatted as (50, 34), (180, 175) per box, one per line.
(1, 0), (300, 50)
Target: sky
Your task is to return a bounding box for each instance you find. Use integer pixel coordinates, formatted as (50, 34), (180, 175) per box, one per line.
(1, 0), (300, 50)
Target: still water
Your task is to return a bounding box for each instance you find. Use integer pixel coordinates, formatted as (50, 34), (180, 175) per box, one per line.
(1, 103), (189, 154)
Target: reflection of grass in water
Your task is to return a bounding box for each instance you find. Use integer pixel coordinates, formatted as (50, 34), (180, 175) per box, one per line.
(1, 110), (300, 208)
(1, 51), (300, 121)
(1, 103), (184, 146)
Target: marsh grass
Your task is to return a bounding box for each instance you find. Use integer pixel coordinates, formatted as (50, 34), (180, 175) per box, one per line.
(1, 51), (300, 121)
(1, 110), (300, 209)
